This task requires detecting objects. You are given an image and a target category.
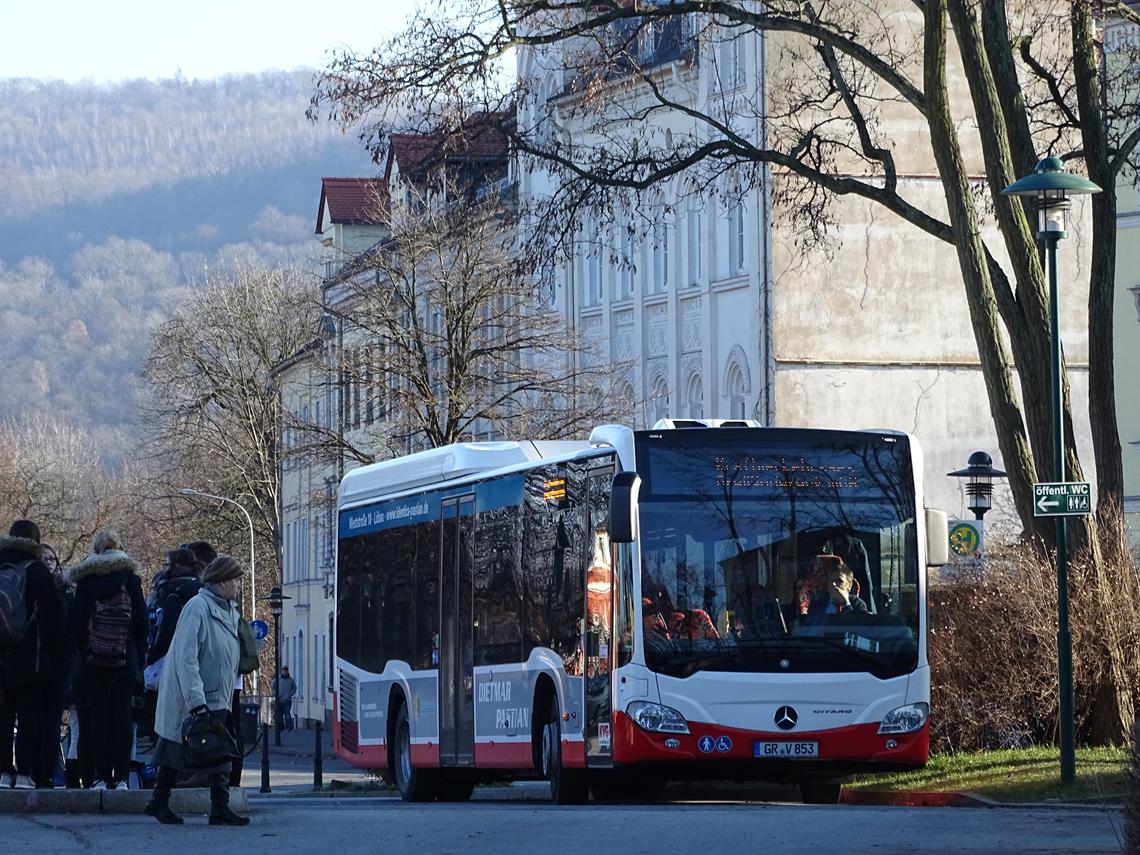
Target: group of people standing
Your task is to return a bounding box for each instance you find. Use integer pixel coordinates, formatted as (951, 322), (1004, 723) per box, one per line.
(0, 518), (251, 826)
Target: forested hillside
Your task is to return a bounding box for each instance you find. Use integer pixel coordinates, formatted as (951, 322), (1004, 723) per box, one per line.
(0, 71), (373, 459)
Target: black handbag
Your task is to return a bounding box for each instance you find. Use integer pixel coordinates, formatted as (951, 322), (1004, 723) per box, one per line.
(181, 709), (240, 768)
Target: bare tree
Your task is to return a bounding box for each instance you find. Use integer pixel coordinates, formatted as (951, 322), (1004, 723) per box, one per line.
(309, 0), (1140, 551)
(314, 177), (628, 462)
(309, 0), (1140, 739)
(0, 415), (121, 564)
(142, 266), (320, 590)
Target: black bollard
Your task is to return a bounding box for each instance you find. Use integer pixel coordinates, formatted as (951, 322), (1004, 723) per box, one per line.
(260, 697), (271, 793)
(313, 721), (323, 790)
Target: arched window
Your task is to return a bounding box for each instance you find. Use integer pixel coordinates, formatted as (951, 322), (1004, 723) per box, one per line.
(651, 375), (670, 424)
(725, 362), (747, 419)
(686, 373), (704, 418)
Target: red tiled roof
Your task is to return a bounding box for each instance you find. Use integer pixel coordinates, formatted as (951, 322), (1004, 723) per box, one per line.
(315, 178), (388, 233)
(383, 112), (512, 181)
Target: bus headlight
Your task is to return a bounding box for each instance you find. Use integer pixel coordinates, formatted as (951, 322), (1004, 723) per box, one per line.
(627, 701), (690, 734)
(878, 703), (929, 734)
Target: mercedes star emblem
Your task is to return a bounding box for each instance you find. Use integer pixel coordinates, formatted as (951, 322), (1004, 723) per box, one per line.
(774, 705), (798, 730)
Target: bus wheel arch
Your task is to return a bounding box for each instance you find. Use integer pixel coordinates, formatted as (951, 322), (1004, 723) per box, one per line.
(531, 675), (557, 773)
(533, 675), (587, 804)
(388, 690), (437, 801)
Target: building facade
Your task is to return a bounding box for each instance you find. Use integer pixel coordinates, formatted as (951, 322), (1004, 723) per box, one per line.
(516, 5), (1097, 520)
(1108, 9), (1140, 543)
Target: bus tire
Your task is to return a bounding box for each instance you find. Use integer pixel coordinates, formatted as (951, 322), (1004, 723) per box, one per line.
(800, 781), (842, 805)
(392, 703), (437, 802)
(542, 703), (587, 805)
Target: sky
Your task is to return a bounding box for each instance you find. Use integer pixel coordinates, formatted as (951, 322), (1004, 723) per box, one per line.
(0, 0), (421, 83)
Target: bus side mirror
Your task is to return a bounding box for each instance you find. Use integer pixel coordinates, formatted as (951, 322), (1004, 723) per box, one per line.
(925, 508), (949, 566)
(610, 472), (641, 543)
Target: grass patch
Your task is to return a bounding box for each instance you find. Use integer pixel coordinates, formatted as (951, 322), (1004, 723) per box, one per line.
(848, 746), (1128, 803)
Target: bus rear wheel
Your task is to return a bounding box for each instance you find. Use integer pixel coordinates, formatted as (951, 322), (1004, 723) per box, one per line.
(392, 703), (437, 802)
(542, 704), (587, 805)
(799, 781), (842, 805)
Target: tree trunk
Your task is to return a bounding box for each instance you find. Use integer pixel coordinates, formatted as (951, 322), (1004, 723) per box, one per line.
(922, 0), (1038, 559)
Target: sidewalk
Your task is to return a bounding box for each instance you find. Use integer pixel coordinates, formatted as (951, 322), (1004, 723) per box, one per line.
(239, 721), (376, 795)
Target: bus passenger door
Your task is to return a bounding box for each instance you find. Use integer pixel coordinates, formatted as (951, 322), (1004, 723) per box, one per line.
(440, 495), (475, 766)
(584, 468), (614, 765)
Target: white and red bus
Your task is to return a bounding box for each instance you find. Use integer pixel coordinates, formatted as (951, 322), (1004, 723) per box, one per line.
(332, 420), (948, 803)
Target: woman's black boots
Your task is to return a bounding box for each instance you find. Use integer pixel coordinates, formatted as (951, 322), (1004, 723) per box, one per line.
(208, 772), (250, 826)
(144, 767), (184, 825)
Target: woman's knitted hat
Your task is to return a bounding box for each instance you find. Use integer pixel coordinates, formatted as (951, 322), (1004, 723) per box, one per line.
(202, 554), (244, 584)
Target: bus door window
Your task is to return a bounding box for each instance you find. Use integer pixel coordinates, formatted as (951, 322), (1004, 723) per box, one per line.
(439, 495), (475, 766)
(585, 466), (614, 763)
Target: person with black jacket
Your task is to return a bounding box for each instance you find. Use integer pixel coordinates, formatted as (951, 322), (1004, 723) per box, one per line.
(68, 528), (148, 790)
(39, 544), (72, 788)
(0, 519), (63, 789)
(147, 547), (203, 667)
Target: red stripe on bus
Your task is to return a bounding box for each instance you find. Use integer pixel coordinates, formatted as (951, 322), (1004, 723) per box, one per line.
(611, 710), (929, 767)
(411, 743), (440, 767)
(560, 739), (586, 768)
(474, 742), (534, 769)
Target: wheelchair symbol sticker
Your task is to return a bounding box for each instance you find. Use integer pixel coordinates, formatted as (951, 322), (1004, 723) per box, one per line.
(698, 736), (715, 753)
(715, 735), (733, 753)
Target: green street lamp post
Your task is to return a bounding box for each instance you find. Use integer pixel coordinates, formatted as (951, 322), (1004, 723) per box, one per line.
(1003, 157), (1101, 785)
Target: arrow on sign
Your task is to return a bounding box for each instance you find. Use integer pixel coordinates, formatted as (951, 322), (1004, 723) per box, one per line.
(1036, 495), (1059, 514)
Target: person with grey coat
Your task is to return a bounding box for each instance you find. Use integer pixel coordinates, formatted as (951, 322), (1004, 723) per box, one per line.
(145, 555), (249, 826)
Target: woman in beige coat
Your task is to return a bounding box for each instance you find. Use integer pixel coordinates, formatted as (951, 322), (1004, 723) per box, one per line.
(145, 555), (249, 826)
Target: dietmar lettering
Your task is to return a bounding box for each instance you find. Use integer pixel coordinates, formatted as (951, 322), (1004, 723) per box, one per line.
(478, 680), (513, 703)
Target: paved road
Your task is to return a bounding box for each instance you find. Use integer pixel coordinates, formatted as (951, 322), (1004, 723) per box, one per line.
(0, 791), (1123, 854)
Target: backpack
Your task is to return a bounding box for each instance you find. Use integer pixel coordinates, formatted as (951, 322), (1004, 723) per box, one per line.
(0, 561), (31, 648)
(236, 617), (259, 675)
(86, 585), (133, 668)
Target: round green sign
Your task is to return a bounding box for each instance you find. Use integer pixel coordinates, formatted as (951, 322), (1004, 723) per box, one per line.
(949, 522), (980, 556)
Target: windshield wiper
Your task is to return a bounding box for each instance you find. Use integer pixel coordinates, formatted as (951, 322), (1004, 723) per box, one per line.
(655, 644), (742, 677)
(788, 635), (891, 670)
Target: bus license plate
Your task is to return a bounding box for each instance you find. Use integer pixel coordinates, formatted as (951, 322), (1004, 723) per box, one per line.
(754, 741), (819, 758)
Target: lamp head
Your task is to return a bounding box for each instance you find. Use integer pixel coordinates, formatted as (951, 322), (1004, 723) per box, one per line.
(178, 488), (195, 496)
(1001, 157), (1101, 240)
(948, 451), (1007, 520)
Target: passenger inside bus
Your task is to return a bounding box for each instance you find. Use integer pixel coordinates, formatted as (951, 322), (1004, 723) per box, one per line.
(642, 581), (719, 642)
(800, 556), (869, 625)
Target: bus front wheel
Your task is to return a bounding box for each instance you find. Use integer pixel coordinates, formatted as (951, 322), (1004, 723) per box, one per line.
(392, 703), (437, 802)
(542, 704), (587, 805)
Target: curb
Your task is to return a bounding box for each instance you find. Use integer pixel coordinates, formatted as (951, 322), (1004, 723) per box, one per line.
(842, 789), (994, 808)
(0, 787), (250, 816)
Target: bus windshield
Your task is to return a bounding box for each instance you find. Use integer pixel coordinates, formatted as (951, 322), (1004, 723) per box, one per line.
(635, 429), (920, 680)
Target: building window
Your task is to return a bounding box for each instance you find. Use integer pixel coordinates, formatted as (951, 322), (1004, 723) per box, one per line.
(716, 30), (746, 90)
(296, 629), (305, 698)
(651, 376), (670, 424)
(730, 199), (745, 274)
(687, 204), (702, 286)
(618, 230), (635, 301)
(725, 361), (748, 419)
(686, 373), (704, 418)
(653, 213), (670, 294)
